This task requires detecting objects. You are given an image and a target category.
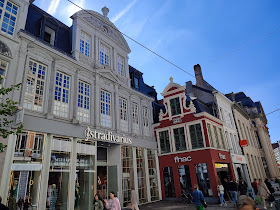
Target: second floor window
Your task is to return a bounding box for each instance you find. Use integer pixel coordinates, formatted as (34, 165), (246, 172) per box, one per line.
(119, 97), (127, 121)
(0, 59), (8, 87)
(80, 31), (90, 57)
(100, 43), (109, 66)
(0, 0), (18, 36)
(77, 81), (90, 123)
(53, 71), (70, 118)
(189, 123), (204, 149)
(159, 130), (170, 153)
(170, 97), (181, 116)
(132, 102), (138, 124)
(174, 127), (187, 151)
(213, 126), (220, 148)
(143, 106), (148, 127)
(100, 90), (111, 127)
(23, 60), (47, 112)
(207, 123), (214, 147)
(117, 55), (124, 76)
(219, 128), (226, 149)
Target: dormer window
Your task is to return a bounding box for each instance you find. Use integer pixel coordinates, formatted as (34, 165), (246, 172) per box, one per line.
(134, 77), (139, 89)
(80, 31), (90, 57)
(100, 43), (110, 66)
(170, 97), (181, 116)
(44, 26), (55, 45)
(0, 0), (18, 36)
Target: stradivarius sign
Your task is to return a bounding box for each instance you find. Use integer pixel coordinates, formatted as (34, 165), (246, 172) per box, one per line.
(85, 127), (132, 144)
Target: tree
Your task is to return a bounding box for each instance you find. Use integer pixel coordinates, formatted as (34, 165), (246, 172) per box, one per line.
(0, 76), (23, 152)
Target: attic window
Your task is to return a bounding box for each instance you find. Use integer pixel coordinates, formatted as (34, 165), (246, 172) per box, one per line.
(102, 26), (108, 33)
(134, 77), (139, 89)
(44, 26), (55, 45)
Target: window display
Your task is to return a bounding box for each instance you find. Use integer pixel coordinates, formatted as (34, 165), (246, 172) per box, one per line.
(147, 149), (159, 201)
(195, 163), (212, 196)
(178, 165), (192, 193)
(136, 147), (147, 204)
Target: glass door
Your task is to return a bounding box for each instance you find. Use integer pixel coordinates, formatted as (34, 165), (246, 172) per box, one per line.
(163, 167), (175, 197)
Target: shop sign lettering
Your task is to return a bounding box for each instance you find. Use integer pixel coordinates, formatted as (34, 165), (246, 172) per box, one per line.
(172, 118), (182, 124)
(85, 127), (132, 144)
(174, 156), (192, 163)
(219, 153), (226, 160)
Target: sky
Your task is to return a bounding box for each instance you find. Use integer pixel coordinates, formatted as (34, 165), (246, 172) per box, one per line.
(34, 0), (280, 143)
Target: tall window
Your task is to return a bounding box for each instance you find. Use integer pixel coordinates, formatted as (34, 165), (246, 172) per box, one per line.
(24, 60), (47, 112)
(207, 123), (214, 147)
(189, 123), (204, 149)
(195, 163), (212, 196)
(119, 97), (127, 121)
(77, 80), (90, 123)
(0, 0), (18, 36)
(170, 97), (181, 116)
(117, 55), (124, 76)
(100, 43), (109, 65)
(143, 106), (148, 127)
(100, 90), (111, 127)
(173, 127), (187, 151)
(213, 126), (220, 148)
(219, 128), (225, 149)
(53, 71), (70, 118)
(121, 146), (134, 207)
(147, 149), (159, 201)
(136, 147), (147, 204)
(134, 77), (139, 89)
(80, 31), (90, 57)
(0, 59), (8, 87)
(159, 130), (170, 153)
(132, 102), (138, 124)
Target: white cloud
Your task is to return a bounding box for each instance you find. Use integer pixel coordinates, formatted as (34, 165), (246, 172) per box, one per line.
(47, 0), (61, 15)
(66, 0), (85, 16)
(112, 0), (137, 23)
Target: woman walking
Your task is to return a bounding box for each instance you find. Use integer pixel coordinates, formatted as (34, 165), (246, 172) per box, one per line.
(217, 182), (227, 206)
(130, 188), (139, 210)
(258, 179), (273, 209)
(93, 194), (104, 210)
(104, 191), (121, 210)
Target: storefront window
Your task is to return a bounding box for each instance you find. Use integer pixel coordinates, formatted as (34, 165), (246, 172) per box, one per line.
(147, 149), (159, 201)
(47, 137), (71, 210)
(215, 163), (231, 183)
(178, 165), (192, 194)
(136, 147), (147, 204)
(7, 131), (45, 209)
(163, 167), (175, 197)
(121, 146), (134, 207)
(75, 140), (96, 209)
(195, 163), (212, 196)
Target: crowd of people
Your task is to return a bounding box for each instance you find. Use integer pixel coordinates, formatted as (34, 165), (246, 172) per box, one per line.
(192, 177), (280, 210)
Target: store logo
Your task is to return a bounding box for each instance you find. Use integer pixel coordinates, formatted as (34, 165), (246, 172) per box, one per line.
(219, 153), (226, 160)
(85, 127), (132, 144)
(174, 156), (192, 163)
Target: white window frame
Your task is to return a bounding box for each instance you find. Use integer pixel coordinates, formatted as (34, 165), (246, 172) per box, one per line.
(99, 42), (110, 66)
(117, 54), (124, 76)
(0, 0), (18, 36)
(143, 106), (149, 127)
(80, 31), (90, 57)
(23, 59), (47, 112)
(132, 102), (139, 124)
(44, 26), (55, 46)
(53, 71), (70, 118)
(100, 89), (111, 127)
(0, 58), (8, 88)
(119, 97), (127, 121)
(77, 80), (90, 123)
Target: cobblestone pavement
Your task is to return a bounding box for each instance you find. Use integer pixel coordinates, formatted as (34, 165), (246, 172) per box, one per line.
(139, 200), (275, 210)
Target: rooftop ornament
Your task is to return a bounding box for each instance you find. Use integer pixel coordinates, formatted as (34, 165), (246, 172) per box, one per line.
(101, 6), (109, 19)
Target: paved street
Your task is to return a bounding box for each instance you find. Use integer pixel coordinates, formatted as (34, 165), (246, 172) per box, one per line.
(139, 200), (275, 210)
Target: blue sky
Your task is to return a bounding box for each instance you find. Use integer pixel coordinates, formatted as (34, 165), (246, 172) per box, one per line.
(34, 0), (280, 143)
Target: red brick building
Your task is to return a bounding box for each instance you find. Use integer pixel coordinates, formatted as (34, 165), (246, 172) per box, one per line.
(154, 77), (235, 199)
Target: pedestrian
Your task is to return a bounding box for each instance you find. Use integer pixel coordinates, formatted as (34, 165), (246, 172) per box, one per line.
(258, 179), (273, 209)
(217, 181), (227, 206)
(264, 178), (274, 194)
(252, 178), (258, 195)
(104, 191), (121, 210)
(0, 196), (9, 210)
(236, 195), (259, 210)
(17, 196), (24, 210)
(223, 178), (232, 202)
(130, 188), (139, 210)
(93, 194), (104, 210)
(228, 179), (238, 207)
(23, 198), (29, 210)
(238, 178), (248, 196)
(192, 185), (205, 210)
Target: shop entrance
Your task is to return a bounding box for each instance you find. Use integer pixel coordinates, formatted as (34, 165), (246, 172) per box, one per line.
(163, 167), (175, 197)
(97, 166), (107, 199)
(215, 163), (231, 183)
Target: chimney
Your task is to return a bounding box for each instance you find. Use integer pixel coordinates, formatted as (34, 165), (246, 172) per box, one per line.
(194, 64), (204, 88)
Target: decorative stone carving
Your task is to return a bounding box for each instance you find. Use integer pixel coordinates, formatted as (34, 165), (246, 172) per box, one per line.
(0, 40), (12, 57)
(189, 100), (196, 113)
(79, 53), (95, 68)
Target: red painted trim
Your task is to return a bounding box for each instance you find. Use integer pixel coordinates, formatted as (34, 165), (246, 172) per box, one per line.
(202, 120), (210, 147)
(164, 90), (185, 98)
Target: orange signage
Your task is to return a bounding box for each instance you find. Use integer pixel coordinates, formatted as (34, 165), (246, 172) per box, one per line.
(240, 139), (248, 147)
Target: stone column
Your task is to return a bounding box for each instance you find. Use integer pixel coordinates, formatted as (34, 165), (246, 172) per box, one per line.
(155, 150), (162, 200)
(68, 137), (77, 210)
(132, 147), (139, 203)
(95, 75), (100, 128)
(144, 149), (151, 202)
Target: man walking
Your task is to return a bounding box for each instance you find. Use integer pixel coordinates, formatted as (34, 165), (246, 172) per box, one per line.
(228, 179), (238, 207)
(238, 178), (248, 196)
(192, 185), (205, 210)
